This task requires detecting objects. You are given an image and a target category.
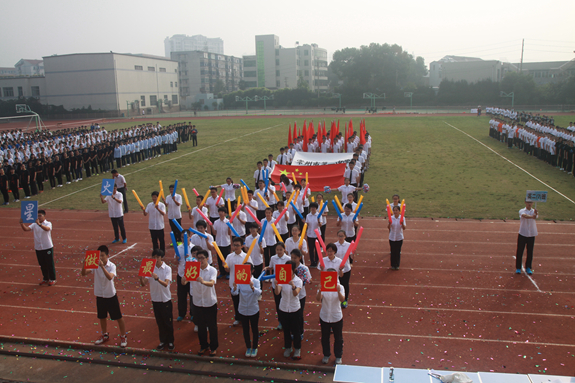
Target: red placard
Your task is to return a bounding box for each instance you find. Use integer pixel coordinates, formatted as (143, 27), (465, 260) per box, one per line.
(184, 261), (200, 281)
(84, 250), (100, 270)
(321, 271), (338, 292)
(138, 258), (156, 277)
(275, 264), (292, 285)
(234, 264), (251, 284)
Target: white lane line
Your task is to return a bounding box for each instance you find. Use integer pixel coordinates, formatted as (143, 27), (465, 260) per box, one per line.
(443, 121), (575, 205)
(513, 255), (543, 292)
(109, 243), (138, 259)
(39, 123), (284, 207)
(1, 304), (573, 348)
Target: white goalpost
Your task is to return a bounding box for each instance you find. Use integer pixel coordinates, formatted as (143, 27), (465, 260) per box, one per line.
(0, 104), (47, 132)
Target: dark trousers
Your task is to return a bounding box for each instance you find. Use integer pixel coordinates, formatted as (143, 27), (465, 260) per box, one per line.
(339, 270), (351, 301)
(263, 246), (276, 268)
(516, 234), (535, 270)
(48, 175), (56, 188)
(115, 158), (122, 169)
(10, 183), (19, 200)
(37, 178), (44, 191)
(253, 263), (263, 279)
(117, 187), (128, 213)
(152, 300), (174, 344)
(111, 217), (126, 240)
(55, 172), (62, 186)
(231, 293), (240, 321)
(22, 183), (30, 197)
(279, 310), (302, 349)
(35, 248), (56, 281)
(240, 312), (259, 349)
(308, 236), (318, 266)
(273, 289), (282, 324)
(64, 170), (72, 183)
(320, 318), (343, 358)
(389, 240), (403, 268)
(0, 187), (9, 203)
(150, 229), (165, 252)
(30, 180), (38, 195)
(216, 245), (230, 276)
(192, 136), (197, 146)
(196, 304), (219, 351)
(176, 275), (192, 318)
(169, 218), (182, 243)
(299, 297), (306, 334)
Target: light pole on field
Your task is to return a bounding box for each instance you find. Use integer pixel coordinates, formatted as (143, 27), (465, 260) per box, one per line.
(254, 95), (274, 112)
(235, 96), (256, 114)
(363, 92), (386, 110)
(500, 91), (515, 107)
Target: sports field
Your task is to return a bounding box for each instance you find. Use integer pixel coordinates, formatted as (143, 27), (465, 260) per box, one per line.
(14, 114), (575, 221)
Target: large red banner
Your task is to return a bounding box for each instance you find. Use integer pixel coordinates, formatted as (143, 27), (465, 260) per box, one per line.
(271, 164), (346, 192)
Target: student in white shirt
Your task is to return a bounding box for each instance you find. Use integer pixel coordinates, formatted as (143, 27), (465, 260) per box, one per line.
(316, 268), (345, 365)
(205, 187), (224, 225)
(232, 208), (247, 241)
(262, 207), (277, 271)
(390, 194), (401, 209)
(220, 177), (237, 210)
(100, 184), (127, 244)
(244, 190), (259, 233)
(300, 179), (311, 217)
(81, 245), (127, 348)
(337, 203), (359, 243)
(174, 238), (197, 322)
(337, 178), (358, 204)
(189, 195), (209, 230)
(267, 243), (291, 330)
(335, 230), (353, 308)
(388, 206), (406, 270)
(139, 249), (174, 351)
(285, 191), (298, 234)
(272, 201), (290, 242)
(213, 207), (232, 278)
(516, 200), (538, 275)
(225, 237), (251, 326)
(275, 261), (303, 359)
(183, 249), (218, 356)
(319, 243), (344, 276)
(345, 193), (357, 213)
(232, 263), (262, 357)
(253, 161), (264, 189)
(255, 180), (268, 221)
(164, 184), (183, 244)
(143, 191), (166, 253)
(190, 220), (215, 265)
(316, 193), (329, 242)
(292, 248), (312, 341)
(285, 224), (309, 264)
(305, 202), (321, 267)
(19, 209), (56, 285)
(244, 223), (265, 278)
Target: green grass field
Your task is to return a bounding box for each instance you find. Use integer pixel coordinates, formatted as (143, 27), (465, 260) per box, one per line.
(11, 114), (575, 221)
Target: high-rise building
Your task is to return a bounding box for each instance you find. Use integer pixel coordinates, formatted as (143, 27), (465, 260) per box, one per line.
(242, 35), (328, 92)
(164, 34), (224, 57)
(171, 51), (242, 108)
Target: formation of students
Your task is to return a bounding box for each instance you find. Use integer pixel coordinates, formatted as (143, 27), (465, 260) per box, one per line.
(16, 124), (408, 367)
(0, 122), (198, 204)
(488, 116), (575, 176)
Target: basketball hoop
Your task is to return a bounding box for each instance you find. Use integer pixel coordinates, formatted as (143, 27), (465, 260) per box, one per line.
(16, 104), (32, 114)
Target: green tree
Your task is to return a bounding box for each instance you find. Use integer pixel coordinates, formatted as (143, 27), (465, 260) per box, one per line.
(213, 79), (226, 96)
(238, 80), (248, 91)
(297, 75), (309, 90)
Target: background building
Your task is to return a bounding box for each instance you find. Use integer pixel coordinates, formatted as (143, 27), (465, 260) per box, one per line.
(170, 51), (242, 108)
(165, 34), (224, 57)
(15, 59), (44, 76)
(242, 35), (328, 92)
(428, 56), (514, 88)
(514, 60), (575, 85)
(0, 67), (18, 77)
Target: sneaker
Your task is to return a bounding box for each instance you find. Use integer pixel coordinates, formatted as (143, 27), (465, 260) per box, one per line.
(283, 348), (293, 358)
(122, 239), (127, 244)
(48, 280), (56, 286)
(233, 320), (240, 326)
(25, 196), (31, 199)
(293, 349), (301, 359)
(341, 301), (348, 309)
(120, 335), (127, 348)
(14, 199), (19, 202)
(39, 280), (48, 286)
(251, 348), (258, 357)
(94, 333), (109, 345)
(322, 356), (330, 364)
(198, 348), (208, 356)
(177, 316), (184, 322)
(112, 239), (119, 244)
(157, 343), (165, 351)
(335, 358), (342, 364)
(66, 182), (71, 184)
(168, 343), (175, 351)
(209, 350), (217, 356)
(515, 269), (521, 274)
(276, 323), (283, 330)
(526, 268), (533, 275)
(194, 325), (198, 332)
(245, 348), (252, 357)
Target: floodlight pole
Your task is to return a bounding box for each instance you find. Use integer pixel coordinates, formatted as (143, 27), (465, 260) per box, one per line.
(235, 96), (257, 114)
(500, 91), (515, 107)
(331, 93), (342, 108)
(126, 101), (130, 118)
(362, 92), (386, 109)
(254, 95), (274, 112)
(404, 92), (413, 108)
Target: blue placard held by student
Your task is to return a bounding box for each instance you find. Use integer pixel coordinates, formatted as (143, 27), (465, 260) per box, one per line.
(21, 201), (38, 223)
(525, 190), (547, 203)
(101, 179), (114, 196)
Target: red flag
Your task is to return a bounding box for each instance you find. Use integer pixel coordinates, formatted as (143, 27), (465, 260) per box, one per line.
(292, 122), (297, 144)
(288, 124), (292, 147)
(344, 124), (348, 152)
(337, 120), (340, 136)
(302, 123), (308, 152)
(309, 121), (315, 137)
(271, 163), (346, 192)
(349, 119), (354, 135)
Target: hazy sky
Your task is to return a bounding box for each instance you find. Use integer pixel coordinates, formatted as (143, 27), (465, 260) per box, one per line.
(1, 0), (573, 68)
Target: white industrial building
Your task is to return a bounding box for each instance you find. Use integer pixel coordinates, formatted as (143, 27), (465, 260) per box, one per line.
(165, 34), (224, 57)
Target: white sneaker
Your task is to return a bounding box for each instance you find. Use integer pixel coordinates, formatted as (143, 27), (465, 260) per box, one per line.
(283, 348), (293, 357)
(335, 357), (342, 364)
(120, 335), (127, 348)
(233, 320), (240, 326)
(194, 325), (198, 332)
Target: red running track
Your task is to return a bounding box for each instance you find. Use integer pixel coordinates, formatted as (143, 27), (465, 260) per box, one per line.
(0, 209), (574, 375)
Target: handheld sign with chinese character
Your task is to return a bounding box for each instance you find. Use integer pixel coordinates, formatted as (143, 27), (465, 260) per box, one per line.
(275, 264), (292, 285)
(235, 264), (251, 284)
(138, 258), (156, 277)
(321, 271), (338, 292)
(21, 201), (38, 223)
(84, 250), (101, 270)
(101, 179), (114, 196)
(525, 190), (547, 203)
(184, 261), (200, 281)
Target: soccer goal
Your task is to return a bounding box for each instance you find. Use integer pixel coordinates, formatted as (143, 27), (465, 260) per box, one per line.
(0, 104), (46, 132)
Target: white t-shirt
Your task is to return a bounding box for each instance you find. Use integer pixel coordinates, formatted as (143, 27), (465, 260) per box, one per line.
(305, 212), (321, 238)
(213, 218), (231, 246)
(338, 185), (356, 202)
(338, 213), (356, 237)
(94, 260), (117, 298)
(389, 216), (405, 241)
(221, 183), (236, 201)
(319, 285), (345, 323)
(225, 251), (251, 291)
(244, 200), (258, 223)
(205, 196), (223, 218)
(30, 221), (53, 250)
(279, 275), (303, 313)
(272, 209), (290, 234)
(145, 202), (166, 230)
(165, 193), (182, 220)
(191, 206), (209, 228)
(192, 265), (217, 307)
(518, 208), (538, 237)
(232, 211), (247, 236)
(146, 263), (172, 303)
(244, 234), (265, 266)
(335, 241), (352, 273)
(105, 192), (124, 218)
(191, 233), (214, 265)
(262, 218), (277, 247)
(113, 174), (126, 188)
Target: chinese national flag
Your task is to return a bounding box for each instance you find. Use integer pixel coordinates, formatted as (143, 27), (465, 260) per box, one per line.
(321, 271), (338, 292)
(185, 261), (200, 281)
(138, 258), (156, 277)
(275, 264), (292, 285)
(84, 250), (100, 270)
(234, 264), (251, 284)
(271, 163), (346, 192)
